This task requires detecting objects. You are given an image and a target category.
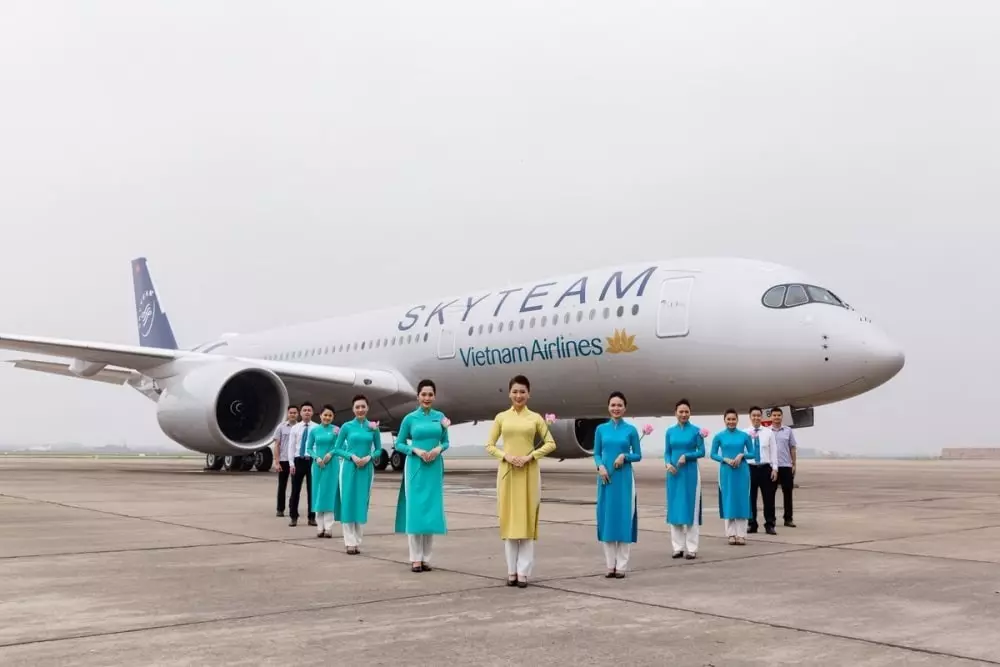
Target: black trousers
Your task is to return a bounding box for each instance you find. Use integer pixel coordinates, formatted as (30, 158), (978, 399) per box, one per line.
(777, 466), (795, 522)
(289, 456), (314, 521)
(275, 461), (290, 512)
(749, 464), (777, 530)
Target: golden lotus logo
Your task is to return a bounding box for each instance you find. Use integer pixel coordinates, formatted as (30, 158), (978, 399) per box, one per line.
(606, 329), (638, 354)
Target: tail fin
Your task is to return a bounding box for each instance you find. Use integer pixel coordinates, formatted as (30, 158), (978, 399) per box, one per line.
(131, 257), (179, 349)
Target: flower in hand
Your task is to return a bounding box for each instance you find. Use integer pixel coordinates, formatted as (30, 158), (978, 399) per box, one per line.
(440, 417), (451, 428)
(699, 427), (709, 438)
(369, 420), (380, 431)
(544, 413), (557, 424)
(642, 424), (654, 436)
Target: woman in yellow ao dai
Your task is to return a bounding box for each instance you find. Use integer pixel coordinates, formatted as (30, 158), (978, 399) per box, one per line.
(485, 374), (557, 588)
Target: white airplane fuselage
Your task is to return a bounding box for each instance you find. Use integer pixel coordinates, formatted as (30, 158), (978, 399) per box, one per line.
(188, 257), (903, 427)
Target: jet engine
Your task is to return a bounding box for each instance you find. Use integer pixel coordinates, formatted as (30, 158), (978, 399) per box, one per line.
(543, 418), (602, 459)
(155, 361), (289, 455)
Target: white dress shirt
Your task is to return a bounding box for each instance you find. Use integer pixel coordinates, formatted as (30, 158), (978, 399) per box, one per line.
(274, 421), (296, 463)
(744, 425), (776, 470)
(289, 421), (314, 461)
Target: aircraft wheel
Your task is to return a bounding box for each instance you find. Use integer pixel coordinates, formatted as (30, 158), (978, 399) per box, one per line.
(206, 454), (224, 471)
(389, 449), (405, 471)
(223, 455), (239, 471)
(373, 448), (389, 471)
(240, 455), (255, 471)
(254, 448), (273, 472)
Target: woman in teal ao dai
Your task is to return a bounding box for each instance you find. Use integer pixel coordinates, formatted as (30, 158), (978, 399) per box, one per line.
(333, 394), (381, 555)
(711, 409), (758, 545)
(664, 398), (707, 560)
(593, 391), (643, 578)
(394, 379), (450, 572)
(307, 405), (341, 539)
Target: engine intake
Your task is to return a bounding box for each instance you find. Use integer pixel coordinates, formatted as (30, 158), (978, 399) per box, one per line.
(155, 361), (288, 455)
(543, 418), (602, 459)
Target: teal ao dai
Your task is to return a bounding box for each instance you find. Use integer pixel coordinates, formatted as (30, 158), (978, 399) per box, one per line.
(393, 407), (450, 535)
(307, 424), (341, 513)
(664, 422), (706, 526)
(333, 418), (380, 524)
(593, 419), (642, 543)
(711, 428), (758, 520)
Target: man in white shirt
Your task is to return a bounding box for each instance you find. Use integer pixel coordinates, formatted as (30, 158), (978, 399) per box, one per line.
(287, 402), (317, 528)
(272, 405), (298, 518)
(745, 406), (778, 535)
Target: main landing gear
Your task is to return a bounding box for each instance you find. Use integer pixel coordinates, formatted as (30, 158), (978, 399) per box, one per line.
(203, 446), (401, 473)
(204, 448), (274, 473)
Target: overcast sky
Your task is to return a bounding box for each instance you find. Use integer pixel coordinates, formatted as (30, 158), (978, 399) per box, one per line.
(1, 2), (997, 456)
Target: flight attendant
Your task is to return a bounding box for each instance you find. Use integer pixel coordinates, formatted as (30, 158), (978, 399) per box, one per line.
(664, 398), (707, 559)
(307, 405), (341, 538)
(333, 394), (380, 554)
(394, 379), (451, 572)
(711, 409), (757, 545)
(485, 374), (557, 588)
(593, 391), (643, 578)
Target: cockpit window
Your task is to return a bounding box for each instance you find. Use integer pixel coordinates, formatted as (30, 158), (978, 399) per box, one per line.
(761, 283), (848, 309)
(762, 285), (786, 308)
(784, 285), (808, 307)
(806, 285), (844, 306)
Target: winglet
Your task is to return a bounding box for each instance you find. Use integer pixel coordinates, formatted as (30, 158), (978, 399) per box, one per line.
(131, 257), (179, 350)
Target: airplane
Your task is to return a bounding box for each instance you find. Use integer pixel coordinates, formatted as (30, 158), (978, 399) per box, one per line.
(0, 256), (905, 473)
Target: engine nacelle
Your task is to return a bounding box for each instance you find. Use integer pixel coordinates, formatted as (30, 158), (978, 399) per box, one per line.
(543, 418), (602, 459)
(155, 361), (289, 455)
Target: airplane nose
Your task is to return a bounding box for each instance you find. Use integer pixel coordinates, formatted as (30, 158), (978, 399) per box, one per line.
(864, 331), (905, 386)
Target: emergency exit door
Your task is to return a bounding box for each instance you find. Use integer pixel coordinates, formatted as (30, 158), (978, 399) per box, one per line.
(656, 276), (694, 338)
(437, 328), (456, 359)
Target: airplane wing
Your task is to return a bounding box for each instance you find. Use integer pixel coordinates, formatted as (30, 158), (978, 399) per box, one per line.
(0, 333), (411, 404)
(6, 359), (139, 385)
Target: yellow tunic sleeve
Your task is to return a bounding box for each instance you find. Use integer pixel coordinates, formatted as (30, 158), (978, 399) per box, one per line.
(485, 412), (505, 460)
(532, 413), (557, 460)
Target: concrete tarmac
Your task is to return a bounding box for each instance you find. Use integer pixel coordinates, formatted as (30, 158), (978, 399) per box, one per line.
(1, 456), (999, 666)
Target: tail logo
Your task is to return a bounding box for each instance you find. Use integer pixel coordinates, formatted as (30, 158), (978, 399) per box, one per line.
(138, 289), (157, 338)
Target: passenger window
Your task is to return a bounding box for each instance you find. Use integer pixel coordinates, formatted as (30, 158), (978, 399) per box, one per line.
(632, 304), (639, 316)
(530, 317), (536, 328)
(488, 323), (494, 333)
(467, 327), (473, 336)
(564, 313), (570, 324)
(617, 306), (624, 317)
(603, 307), (610, 319)
(762, 285), (786, 308)
(541, 315), (547, 326)
(498, 321), (504, 332)
(576, 311), (583, 322)
(784, 284), (808, 307)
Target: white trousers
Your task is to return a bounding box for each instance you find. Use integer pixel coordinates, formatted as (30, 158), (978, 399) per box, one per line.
(725, 519), (748, 538)
(670, 524), (700, 554)
(408, 534), (434, 563)
(504, 539), (536, 576)
(343, 522), (364, 547)
(601, 541), (632, 571)
(317, 512), (336, 534)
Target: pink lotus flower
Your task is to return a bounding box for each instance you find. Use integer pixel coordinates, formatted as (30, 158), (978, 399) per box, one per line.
(544, 413), (557, 424)
(333, 426), (340, 434)
(699, 427), (709, 438)
(441, 417), (451, 428)
(642, 424), (654, 436)
(369, 421), (380, 430)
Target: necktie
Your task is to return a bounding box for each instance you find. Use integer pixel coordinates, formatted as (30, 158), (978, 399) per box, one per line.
(299, 425), (309, 458)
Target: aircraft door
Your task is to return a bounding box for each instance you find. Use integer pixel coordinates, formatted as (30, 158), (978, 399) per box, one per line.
(656, 276), (694, 338)
(437, 328), (456, 359)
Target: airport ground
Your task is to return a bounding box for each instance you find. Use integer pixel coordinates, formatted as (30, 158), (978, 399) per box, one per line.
(1, 456), (999, 666)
